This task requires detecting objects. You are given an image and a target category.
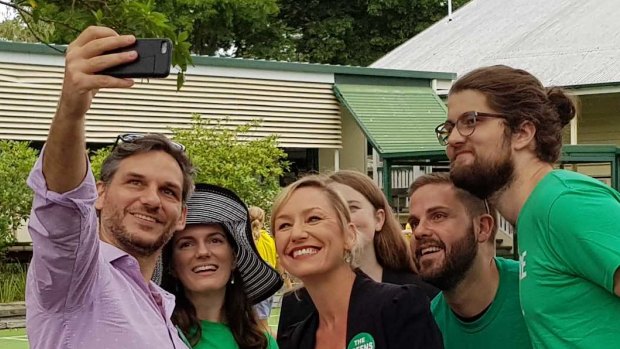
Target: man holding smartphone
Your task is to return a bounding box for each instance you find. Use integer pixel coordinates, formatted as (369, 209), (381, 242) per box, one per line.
(26, 26), (192, 349)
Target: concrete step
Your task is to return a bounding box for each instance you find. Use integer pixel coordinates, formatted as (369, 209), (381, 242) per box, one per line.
(0, 302), (26, 318)
(0, 316), (26, 329)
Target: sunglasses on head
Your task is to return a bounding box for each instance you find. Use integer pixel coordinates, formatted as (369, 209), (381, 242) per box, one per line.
(112, 133), (186, 152)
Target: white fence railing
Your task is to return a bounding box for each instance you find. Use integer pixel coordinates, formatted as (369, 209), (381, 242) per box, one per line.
(497, 214), (514, 237)
(372, 165), (515, 241)
(375, 166), (419, 189)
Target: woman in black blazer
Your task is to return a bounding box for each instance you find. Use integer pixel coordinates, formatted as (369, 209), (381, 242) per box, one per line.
(278, 171), (438, 338)
(271, 175), (443, 349)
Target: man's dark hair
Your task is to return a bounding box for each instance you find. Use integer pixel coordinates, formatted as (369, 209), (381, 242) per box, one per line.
(450, 65), (578, 163)
(100, 134), (195, 202)
(409, 172), (498, 241)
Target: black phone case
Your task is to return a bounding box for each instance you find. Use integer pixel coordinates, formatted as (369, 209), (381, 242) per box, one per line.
(99, 38), (172, 78)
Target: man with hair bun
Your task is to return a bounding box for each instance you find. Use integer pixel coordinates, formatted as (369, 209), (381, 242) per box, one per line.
(435, 65), (620, 348)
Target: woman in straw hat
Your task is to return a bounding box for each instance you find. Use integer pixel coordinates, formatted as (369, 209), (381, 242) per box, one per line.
(161, 183), (283, 349)
(271, 175), (443, 349)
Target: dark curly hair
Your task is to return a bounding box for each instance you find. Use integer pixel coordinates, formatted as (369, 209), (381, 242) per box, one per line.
(450, 65), (578, 163)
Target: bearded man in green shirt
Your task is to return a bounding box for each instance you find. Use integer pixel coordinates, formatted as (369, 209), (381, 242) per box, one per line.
(408, 172), (532, 349)
(437, 65), (620, 348)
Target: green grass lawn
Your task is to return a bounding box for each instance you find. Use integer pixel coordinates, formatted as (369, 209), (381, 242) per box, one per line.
(269, 306), (280, 333)
(0, 328), (29, 349)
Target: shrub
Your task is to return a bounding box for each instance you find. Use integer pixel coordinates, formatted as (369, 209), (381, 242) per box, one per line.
(0, 141), (38, 250)
(90, 115), (288, 211)
(0, 262), (27, 303)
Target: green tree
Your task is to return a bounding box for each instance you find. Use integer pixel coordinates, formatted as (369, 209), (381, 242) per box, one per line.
(175, 115), (288, 210)
(0, 140), (38, 250)
(90, 115), (288, 210)
(273, 0), (470, 66)
(1, 0), (283, 87)
(2, 0), (193, 88)
(156, 0), (281, 57)
(0, 15), (54, 42)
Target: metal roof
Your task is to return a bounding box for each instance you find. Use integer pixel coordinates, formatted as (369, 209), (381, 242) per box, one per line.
(372, 0), (620, 87)
(334, 84), (446, 157)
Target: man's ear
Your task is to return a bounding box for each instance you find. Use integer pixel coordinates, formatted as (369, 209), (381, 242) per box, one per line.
(512, 120), (537, 151)
(95, 181), (106, 211)
(475, 214), (495, 244)
(175, 205), (187, 232)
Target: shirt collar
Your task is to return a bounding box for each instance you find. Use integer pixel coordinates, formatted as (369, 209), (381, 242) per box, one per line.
(150, 282), (177, 319)
(100, 241), (177, 318)
(100, 240), (132, 263)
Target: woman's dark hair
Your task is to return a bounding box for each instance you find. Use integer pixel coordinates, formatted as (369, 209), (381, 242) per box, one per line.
(450, 65), (578, 163)
(160, 224), (268, 349)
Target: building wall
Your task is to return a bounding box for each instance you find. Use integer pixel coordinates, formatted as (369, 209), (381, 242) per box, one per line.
(338, 107), (366, 172)
(559, 92), (620, 183)
(0, 57), (343, 149)
(318, 148), (337, 173)
(577, 92), (620, 145)
(315, 109), (366, 174)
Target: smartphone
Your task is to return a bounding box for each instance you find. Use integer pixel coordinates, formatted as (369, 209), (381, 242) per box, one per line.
(98, 38), (172, 78)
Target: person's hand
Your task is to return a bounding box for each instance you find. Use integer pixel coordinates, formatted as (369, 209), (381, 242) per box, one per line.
(57, 26), (137, 120)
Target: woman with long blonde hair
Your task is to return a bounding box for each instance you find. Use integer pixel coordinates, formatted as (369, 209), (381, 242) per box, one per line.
(278, 170), (438, 334)
(272, 175), (443, 349)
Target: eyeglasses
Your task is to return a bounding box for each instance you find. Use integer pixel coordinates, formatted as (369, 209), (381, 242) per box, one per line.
(434, 111), (506, 146)
(112, 133), (186, 151)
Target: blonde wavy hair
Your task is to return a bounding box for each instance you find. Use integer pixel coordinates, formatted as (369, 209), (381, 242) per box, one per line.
(270, 175), (361, 270)
(248, 206), (265, 241)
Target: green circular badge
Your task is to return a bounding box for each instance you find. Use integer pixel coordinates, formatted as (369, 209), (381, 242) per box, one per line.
(347, 332), (376, 349)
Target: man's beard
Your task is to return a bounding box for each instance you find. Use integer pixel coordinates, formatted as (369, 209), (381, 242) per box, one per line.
(102, 209), (176, 258)
(416, 225), (478, 292)
(450, 143), (514, 199)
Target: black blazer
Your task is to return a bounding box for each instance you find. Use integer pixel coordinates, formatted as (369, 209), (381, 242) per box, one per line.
(278, 268), (439, 340)
(277, 271), (444, 349)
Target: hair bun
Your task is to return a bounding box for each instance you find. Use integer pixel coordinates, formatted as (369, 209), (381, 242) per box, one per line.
(546, 87), (577, 127)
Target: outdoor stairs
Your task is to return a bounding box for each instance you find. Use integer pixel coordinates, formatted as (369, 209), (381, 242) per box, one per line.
(0, 302), (26, 329)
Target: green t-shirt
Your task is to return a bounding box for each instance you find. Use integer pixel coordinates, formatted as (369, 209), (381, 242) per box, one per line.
(431, 257), (532, 349)
(191, 320), (278, 349)
(518, 170), (620, 348)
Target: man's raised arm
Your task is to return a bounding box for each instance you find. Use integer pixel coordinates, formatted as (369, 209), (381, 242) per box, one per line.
(43, 26), (136, 193)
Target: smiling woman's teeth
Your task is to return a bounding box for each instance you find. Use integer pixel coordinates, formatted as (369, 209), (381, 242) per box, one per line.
(293, 248), (319, 258)
(193, 265), (217, 273)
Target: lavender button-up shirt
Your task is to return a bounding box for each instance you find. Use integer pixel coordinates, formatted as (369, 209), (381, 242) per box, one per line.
(26, 152), (189, 349)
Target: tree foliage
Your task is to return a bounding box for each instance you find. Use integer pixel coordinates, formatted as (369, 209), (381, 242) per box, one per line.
(3, 0), (194, 88)
(0, 15), (54, 42)
(2, 0), (283, 87)
(90, 115), (288, 211)
(272, 0), (470, 66)
(0, 140), (38, 250)
(175, 115), (288, 210)
(156, 0), (281, 57)
(3, 0), (471, 68)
